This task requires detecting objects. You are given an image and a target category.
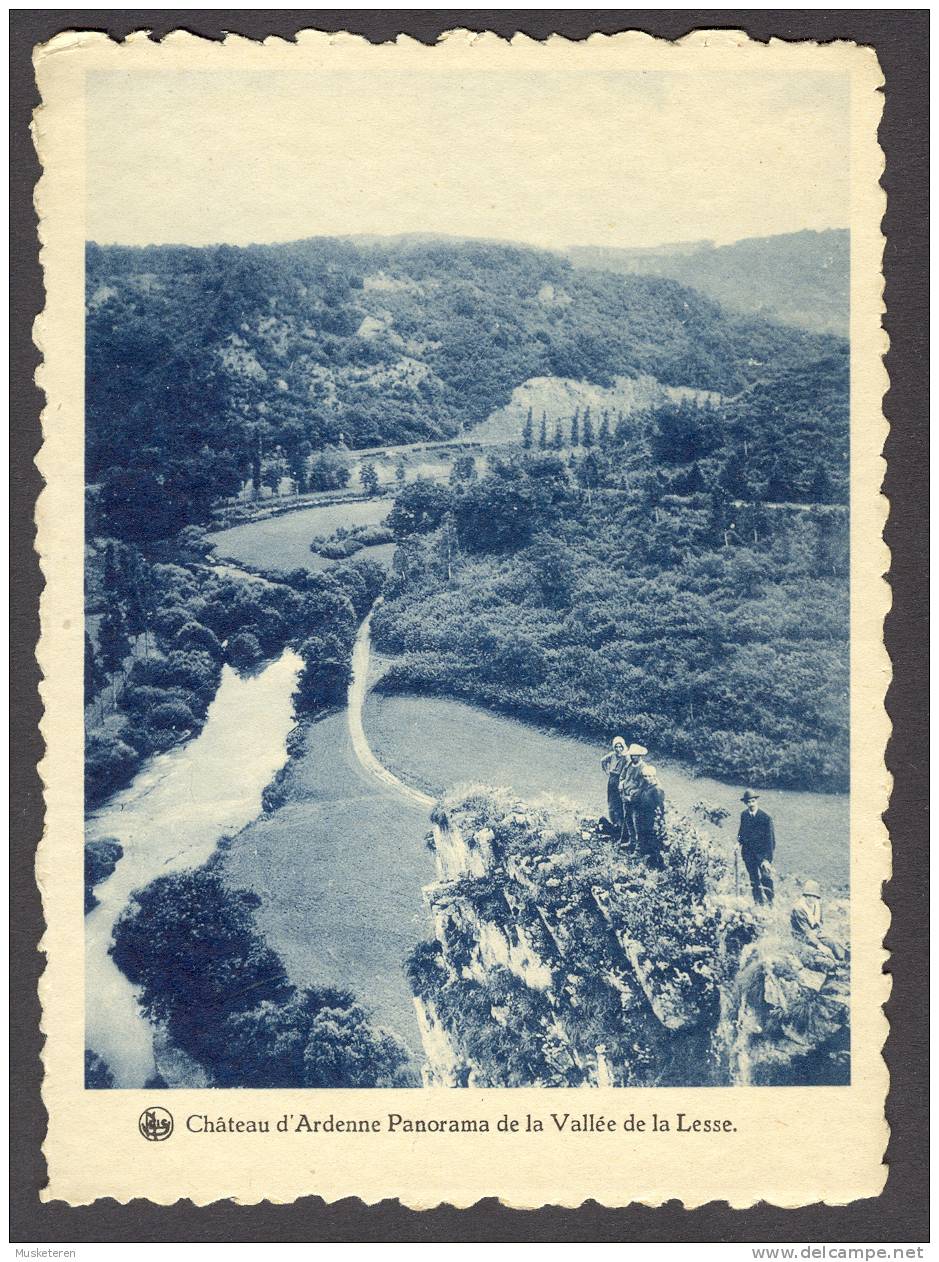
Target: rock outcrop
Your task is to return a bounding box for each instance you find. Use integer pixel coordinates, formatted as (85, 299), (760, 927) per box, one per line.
(407, 787), (849, 1088)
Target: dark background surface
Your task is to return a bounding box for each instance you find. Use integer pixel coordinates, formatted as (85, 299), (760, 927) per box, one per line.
(10, 8), (928, 1244)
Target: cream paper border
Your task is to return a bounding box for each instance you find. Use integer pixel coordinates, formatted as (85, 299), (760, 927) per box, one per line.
(33, 29), (889, 1209)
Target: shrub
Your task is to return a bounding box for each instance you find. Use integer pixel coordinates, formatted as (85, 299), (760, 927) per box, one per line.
(175, 621), (223, 659)
(149, 699), (197, 734)
(351, 523), (394, 546)
(152, 605), (195, 640)
(84, 837), (124, 911)
(85, 732), (139, 808)
(111, 869), (292, 1070)
(387, 479), (451, 539)
(317, 538), (362, 560)
(217, 987), (416, 1088)
(122, 684), (190, 717)
(294, 633), (354, 713)
(332, 558), (387, 618)
(226, 630), (262, 670)
(85, 1049), (114, 1088)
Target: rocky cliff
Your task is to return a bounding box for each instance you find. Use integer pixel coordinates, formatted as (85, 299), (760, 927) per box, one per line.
(408, 788), (849, 1088)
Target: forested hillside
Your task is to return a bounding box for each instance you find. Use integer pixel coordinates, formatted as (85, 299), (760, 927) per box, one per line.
(371, 364), (850, 791)
(86, 236), (842, 538)
(568, 229), (849, 336)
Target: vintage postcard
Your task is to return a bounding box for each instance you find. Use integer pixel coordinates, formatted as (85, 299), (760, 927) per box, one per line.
(33, 29), (888, 1208)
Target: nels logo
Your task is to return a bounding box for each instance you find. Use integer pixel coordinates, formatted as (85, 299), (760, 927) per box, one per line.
(138, 1106), (174, 1142)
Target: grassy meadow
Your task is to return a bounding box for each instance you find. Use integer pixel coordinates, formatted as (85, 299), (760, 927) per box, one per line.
(363, 693), (850, 891)
(208, 499), (395, 574)
(217, 708), (434, 1058)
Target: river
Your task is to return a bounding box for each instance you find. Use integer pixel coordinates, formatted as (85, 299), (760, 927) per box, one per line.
(89, 495), (849, 1082)
(85, 650), (302, 1088)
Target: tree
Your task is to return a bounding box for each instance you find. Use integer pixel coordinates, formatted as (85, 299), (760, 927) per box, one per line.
(85, 1050), (115, 1089)
(454, 472), (537, 553)
(261, 453), (287, 496)
(150, 698), (198, 734)
(575, 449), (605, 505)
(582, 407), (595, 447)
(176, 621), (223, 659)
(97, 604), (131, 698)
(570, 410), (580, 448)
(218, 987), (414, 1088)
(122, 554), (155, 656)
(386, 479), (452, 538)
(359, 462), (380, 497)
(394, 460), (407, 488)
(521, 407), (534, 449)
(681, 461), (706, 494)
(651, 400), (721, 465)
(809, 462), (834, 504)
(718, 457), (748, 501)
(84, 632), (104, 708)
(153, 604), (196, 642)
(294, 632), (355, 711)
(538, 413), (548, 449)
(766, 460), (791, 504)
(289, 439), (313, 493)
(526, 536), (574, 607)
(598, 410), (611, 446)
(111, 869), (292, 1071)
(308, 450), (351, 492)
(551, 420), (564, 450)
(449, 454), (477, 487)
(103, 542), (126, 603)
(390, 537), (429, 589)
(433, 512), (460, 583)
(227, 630), (262, 670)
(85, 732), (139, 807)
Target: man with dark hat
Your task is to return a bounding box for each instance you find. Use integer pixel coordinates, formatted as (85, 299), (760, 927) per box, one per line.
(737, 790), (775, 905)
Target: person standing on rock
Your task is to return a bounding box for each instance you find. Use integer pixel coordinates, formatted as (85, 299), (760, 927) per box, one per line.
(600, 736), (628, 835)
(634, 764), (666, 866)
(737, 790), (775, 905)
(618, 743), (648, 848)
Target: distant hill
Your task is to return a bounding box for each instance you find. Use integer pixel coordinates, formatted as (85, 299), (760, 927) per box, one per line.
(85, 235), (843, 531)
(567, 229), (849, 336)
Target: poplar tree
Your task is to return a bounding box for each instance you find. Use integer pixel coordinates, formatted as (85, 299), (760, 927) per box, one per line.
(98, 604), (131, 703)
(582, 407), (595, 447)
(84, 633), (104, 709)
(569, 411), (580, 448)
(538, 414), (548, 449)
(521, 407), (534, 449)
(360, 462), (380, 497)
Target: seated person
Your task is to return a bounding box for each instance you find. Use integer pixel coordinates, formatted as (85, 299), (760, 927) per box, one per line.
(790, 879), (846, 967)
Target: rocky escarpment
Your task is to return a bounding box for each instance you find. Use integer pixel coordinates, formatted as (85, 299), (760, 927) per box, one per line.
(407, 788), (849, 1088)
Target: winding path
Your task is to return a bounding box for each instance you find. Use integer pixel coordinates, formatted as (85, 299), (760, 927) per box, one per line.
(347, 608), (436, 810)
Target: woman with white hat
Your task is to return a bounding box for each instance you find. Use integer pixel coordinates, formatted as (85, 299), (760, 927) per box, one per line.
(600, 736), (628, 835)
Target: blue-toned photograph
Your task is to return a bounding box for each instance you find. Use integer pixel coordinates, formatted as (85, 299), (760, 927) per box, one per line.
(83, 64), (851, 1092)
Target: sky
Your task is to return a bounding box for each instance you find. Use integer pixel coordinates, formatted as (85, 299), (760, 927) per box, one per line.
(85, 66), (850, 251)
